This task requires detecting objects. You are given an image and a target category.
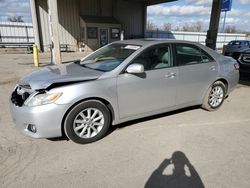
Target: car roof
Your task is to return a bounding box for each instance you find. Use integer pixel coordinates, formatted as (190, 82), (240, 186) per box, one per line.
(112, 38), (222, 60)
(113, 38), (201, 47)
(229, 40), (249, 42)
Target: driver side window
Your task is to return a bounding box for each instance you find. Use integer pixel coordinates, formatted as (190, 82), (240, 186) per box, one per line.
(131, 45), (172, 71)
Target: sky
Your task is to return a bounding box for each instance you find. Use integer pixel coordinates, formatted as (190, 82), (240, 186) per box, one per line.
(0, 0), (250, 31)
(0, 0), (31, 22)
(147, 0), (250, 31)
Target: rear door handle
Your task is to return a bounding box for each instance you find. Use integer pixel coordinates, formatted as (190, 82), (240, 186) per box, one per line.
(165, 72), (176, 79)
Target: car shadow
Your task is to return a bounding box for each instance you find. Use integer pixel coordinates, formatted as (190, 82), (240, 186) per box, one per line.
(145, 151), (205, 188)
(239, 72), (250, 86)
(47, 106), (200, 142)
(112, 106), (200, 131)
(46, 137), (69, 142)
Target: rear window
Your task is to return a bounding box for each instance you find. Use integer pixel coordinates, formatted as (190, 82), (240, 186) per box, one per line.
(228, 41), (241, 46)
(175, 44), (202, 66)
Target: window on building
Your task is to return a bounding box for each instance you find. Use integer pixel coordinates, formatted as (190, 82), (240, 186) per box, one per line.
(111, 28), (120, 39)
(87, 27), (98, 39)
(80, 27), (85, 41)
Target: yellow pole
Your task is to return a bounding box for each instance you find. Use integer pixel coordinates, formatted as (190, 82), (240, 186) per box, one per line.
(33, 44), (39, 67)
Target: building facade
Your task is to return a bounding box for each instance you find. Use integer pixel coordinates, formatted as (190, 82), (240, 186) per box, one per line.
(33, 0), (174, 52)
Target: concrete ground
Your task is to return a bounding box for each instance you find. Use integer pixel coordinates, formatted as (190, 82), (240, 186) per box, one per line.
(0, 53), (250, 188)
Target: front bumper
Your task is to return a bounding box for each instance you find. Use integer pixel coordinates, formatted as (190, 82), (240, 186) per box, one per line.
(9, 101), (68, 138)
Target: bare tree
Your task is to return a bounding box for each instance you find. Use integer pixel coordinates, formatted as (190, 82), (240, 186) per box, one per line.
(163, 23), (172, 31)
(224, 25), (237, 33)
(7, 16), (24, 22)
(182, 24), (192, 32)
(173, 26), (181, 31)
(146, 21), (157, 31)
(193, 21), (203, 32)
(181, 21), (203, 32)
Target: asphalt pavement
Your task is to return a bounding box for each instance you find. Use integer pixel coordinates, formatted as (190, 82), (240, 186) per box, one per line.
(0, 53), (250, 188)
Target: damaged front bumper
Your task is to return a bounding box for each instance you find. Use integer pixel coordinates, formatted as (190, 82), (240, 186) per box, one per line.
(9, 85), (68, 138)
(9, 100), (67, 138)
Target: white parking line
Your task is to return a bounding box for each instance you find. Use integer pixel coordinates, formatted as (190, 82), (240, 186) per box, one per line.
(132, 119), (250, 132)
(178, 119), (250, 127)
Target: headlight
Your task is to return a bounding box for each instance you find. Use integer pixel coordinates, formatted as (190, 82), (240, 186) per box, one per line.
(25, 92), (62, 107)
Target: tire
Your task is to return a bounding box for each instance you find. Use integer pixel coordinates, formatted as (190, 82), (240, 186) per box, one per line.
(64, 100), (111, 144)
(202, 81), (226, 111)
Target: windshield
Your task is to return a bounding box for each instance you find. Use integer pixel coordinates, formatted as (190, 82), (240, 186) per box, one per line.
(80, 43), (141, 72)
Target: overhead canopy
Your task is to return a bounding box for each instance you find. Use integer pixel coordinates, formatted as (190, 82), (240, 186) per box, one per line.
(80, 15), (120, 24)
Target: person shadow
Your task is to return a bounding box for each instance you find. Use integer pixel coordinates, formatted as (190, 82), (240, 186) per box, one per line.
(145, 151), (205, 188)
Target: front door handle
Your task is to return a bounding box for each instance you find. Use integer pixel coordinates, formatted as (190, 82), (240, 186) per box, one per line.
(165, 72), (176, 79)
(209, 65), (216, 71)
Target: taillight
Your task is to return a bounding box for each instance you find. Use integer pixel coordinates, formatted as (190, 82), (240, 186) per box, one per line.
(234, 63), (240, 70)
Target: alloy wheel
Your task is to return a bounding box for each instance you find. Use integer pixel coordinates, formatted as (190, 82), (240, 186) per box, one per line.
(73, 108), (104, 139)
(209, 86), (224, 108)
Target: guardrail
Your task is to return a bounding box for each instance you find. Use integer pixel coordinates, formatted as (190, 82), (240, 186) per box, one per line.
(145, 30), (247, 49)
(0, 42), (33, 52)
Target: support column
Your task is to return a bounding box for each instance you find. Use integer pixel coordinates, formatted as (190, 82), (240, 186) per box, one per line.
(30, 0), (41, 51)
(48, 0), (61, 65)
(206, 0), (222, 50)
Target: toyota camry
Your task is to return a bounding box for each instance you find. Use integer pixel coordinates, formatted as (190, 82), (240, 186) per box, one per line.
(10, 39), (239, 144)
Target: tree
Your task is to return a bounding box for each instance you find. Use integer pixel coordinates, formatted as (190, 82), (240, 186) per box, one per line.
(181, 21), (203, 32)
(163, 23), (172, 31)
(173, 26), (181, 31)
(193, 21), (203, 32)
(7, 16), (24, 22)
(224, 25), (236, 33)
(146, 21), (157, 31)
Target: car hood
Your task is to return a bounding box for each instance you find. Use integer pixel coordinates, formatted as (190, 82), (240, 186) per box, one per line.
(224, 45), (247, 53)
(18, 62), (103, 90)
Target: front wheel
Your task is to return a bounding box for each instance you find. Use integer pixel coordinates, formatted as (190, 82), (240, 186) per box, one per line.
(64, 100), (111, 144)
(202, 81), (226, 111)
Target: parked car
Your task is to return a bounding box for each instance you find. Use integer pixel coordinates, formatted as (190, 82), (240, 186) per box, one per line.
(223, 40), (250, 60)
(10, 39), (239, 144)
(238, 50), (250, 74)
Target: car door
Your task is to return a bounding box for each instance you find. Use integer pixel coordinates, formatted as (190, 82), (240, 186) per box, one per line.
(174, 43), (218, 105)
(117, 44), (178, 119)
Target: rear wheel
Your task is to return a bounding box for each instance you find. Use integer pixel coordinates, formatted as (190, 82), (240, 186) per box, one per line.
(64, 100), (111, 144)
(202, 81), (226, 111)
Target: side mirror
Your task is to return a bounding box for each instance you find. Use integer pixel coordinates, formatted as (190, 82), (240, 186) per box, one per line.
(126, 64), (144, 74)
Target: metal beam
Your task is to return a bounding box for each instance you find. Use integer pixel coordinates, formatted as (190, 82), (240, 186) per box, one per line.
(30, 0), (41, 51)
(48, 0), (61, 65)
(206, 0), (222, 50)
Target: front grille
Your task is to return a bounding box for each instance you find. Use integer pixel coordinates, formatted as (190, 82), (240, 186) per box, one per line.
(11, 87), (31, 107)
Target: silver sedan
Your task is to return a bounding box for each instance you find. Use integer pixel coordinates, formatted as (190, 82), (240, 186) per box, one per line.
(10, 39), (239, 144)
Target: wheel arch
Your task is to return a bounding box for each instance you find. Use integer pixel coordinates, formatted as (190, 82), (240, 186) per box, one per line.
(202, 78), (229, 104)
(61, 97), (115, 137)
(201, 78), (228, 111)
(215, 78), (229, 94)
